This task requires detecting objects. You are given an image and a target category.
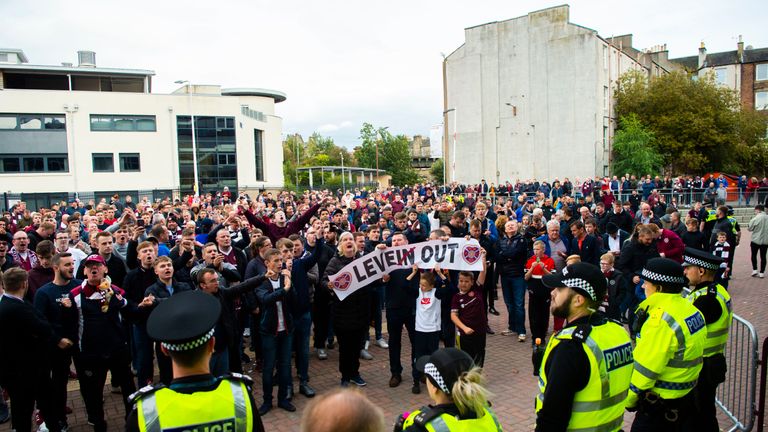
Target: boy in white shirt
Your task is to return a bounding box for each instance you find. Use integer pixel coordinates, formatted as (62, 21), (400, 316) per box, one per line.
(406, 264), (449, 395)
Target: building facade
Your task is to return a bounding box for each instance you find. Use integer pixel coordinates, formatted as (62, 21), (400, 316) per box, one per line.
(443, 5), (672, 184)
(0, 49), (285, 208)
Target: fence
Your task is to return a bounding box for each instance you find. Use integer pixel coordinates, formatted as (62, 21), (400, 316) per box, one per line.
(717, 314), (760, 432)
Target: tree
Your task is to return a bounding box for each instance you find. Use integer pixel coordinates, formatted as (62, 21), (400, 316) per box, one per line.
(611, 115), (663, 176)
(614, 69), (768, 175)
(430, 158), (445, 184)
(358, 122), (421, 185)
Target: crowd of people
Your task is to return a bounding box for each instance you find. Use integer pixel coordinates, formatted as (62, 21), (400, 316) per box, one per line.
(0, 172), (767, 431)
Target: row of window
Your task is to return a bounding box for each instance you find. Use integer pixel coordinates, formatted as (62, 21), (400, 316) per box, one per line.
(0, 154), (68, 173)
(757, 91), (768, 111)
(0, 114), (66, 130)
(93, 153), (141, 172)
(90, 115), (156, 132)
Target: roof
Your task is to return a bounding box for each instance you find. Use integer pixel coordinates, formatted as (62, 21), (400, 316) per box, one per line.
(0, 48), (29, 63)
(671, 47), (768, 70)
(0, 63), (155, 76)
(221, 88), (286, 103)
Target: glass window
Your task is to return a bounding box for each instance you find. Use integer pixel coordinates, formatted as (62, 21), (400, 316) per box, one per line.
(92, 153), (114, 172)
(714, 68), (727, 85)
(44, 116), (66, 130)
(89, 115), (156, 131)
(254, 129), (264, 181)
(90, 116), (112, 131)
(113, 117), (135, 131)
(19, 116), (42, 129)
(136, 118), (156, 131)
(119, 153), (140, 172)
(757, 64), (768, 81)
(0, 116), (17, 129)
(756, 91), (768, 111)
(23, 157), (45, 172)
(0, 157), (20, 173)
(47, 156), (68, 172)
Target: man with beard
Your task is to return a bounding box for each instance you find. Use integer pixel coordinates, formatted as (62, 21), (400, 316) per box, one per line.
(34, 252), (81, 431)
(535, 263), (633, 431)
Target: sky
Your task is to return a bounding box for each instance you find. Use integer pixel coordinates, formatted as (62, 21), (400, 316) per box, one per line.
(2, 0), (766, 149)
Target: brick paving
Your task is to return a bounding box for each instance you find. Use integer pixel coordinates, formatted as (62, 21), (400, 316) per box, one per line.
(1, 231), (765, 431)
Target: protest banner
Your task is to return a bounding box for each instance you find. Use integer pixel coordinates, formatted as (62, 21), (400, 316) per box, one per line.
(329, 238), (484, 301)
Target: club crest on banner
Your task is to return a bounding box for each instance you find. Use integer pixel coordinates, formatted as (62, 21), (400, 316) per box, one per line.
(462, 245), (481, 265)
(333, 272), (353, 291)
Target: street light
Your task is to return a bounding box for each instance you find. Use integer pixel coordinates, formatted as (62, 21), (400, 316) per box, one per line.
(175, 80), (200, 196)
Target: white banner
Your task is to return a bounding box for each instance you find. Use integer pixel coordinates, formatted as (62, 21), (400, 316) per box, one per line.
(429, 124), (443, 158)
(330, 238), (484, 301)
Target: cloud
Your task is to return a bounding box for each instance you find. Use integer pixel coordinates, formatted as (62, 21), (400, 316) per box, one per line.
(316, 121), (354, 133)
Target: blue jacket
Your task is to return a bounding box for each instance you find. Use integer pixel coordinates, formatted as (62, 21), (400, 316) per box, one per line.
(535, 234), (571, 258)
(255, 276), (297, 335)
(290, 239), (323, 315)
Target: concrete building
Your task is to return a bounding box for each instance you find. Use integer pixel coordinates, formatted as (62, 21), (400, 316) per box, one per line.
(671, 39), (768, 113)
(0, 49), (285, 208)
(442, 5), (673, 184)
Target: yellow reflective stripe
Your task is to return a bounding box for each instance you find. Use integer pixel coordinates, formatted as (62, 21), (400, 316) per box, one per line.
(140, 394), (161, 432)
(633, 361), (661, 380)
(583, 336), (610, 399)
(429, 416), (451, 432)
(229, 381), (249, 432)
(707, 328), (729, 338)
(488, 409), (503, 431)
(703, 343), (727, 356)
(566, 414), (624, 432)
(661, 312), (686, 360)
(667, 357), (702, 368)
(571, 391), (627, 412)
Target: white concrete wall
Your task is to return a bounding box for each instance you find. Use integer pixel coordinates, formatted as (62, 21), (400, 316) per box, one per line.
(445, 5), (646, 184)
(0, 88), (284, 194)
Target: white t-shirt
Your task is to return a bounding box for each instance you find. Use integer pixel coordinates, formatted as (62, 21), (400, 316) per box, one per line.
(270, 278), (286, 332)
(415, 289), (441, 333)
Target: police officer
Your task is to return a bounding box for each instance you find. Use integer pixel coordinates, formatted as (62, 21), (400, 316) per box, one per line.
(682, 248), (733, 432)
(535, 262), (633, 432)
(394, 348), (502, 431)
(126, 290), (265, 432)
(627, 258), (705, 431)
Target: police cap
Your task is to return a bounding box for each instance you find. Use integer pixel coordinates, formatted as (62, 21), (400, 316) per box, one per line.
(147, 290), (221, 352)
(542, 262), (606, 302)
(682, 247), (724, 271)
(642, 257), (687, 291)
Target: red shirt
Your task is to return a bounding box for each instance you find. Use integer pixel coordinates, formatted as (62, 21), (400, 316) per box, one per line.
(524, 254), (556, 278)
(451, 282), (486, 335)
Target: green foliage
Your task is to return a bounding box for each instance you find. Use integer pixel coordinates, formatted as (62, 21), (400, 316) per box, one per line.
(282, 133), (355, 188)
(611, 115), (663, 177)
(358, 122), (421, 185)
(430, 158), (445, 184)
(614, 69), (768, 175)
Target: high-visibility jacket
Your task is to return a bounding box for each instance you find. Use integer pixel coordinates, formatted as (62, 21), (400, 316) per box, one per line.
(536, 320), (633, 432)
(402, 406), (502, 431)
(135, 378), (254, 432)
(626, 293), (705, 408)
(687, 282), (733, 357)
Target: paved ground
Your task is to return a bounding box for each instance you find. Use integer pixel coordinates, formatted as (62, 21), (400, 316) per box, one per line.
(1, 232), (765, 431)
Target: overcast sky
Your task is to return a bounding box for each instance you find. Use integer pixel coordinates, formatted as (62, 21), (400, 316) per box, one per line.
(2, 0), (765, 148)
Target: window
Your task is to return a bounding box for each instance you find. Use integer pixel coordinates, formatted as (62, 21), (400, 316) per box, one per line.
(217, 154), (236, 165)
(603, 86), (609, 111)
(254, 129), (264, 181)
(603, 126), (609, 151)
(92, 153), (114, 172)
(89, 115), (156, 132)
(756, 91), (768, 111)
(119, 153), (141, 172)
(176, 115), (238, 194)
(0, 114), (65, 130)
(603, 45), (608, 70)
(757, 64), (768, 81)
(0, 154), (68, 173)
(714, 68), (727, 85)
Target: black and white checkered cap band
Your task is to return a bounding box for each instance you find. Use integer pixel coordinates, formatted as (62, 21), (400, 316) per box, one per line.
(424, 362), (450, 394)
(642, 268), (686, 285)
(561, 278), (596, 301)
(160, 328), (215, 352)
(683, 255), (719, 270)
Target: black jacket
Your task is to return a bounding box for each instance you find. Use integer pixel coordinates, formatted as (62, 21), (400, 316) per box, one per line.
(496, 234), (528, 277)
(616, 239), (659, 283)
(605, 210), (634, 234)
(144, 280), (194, 304)
(570, 235), (601, 266)
(0, 294), (53, 386)
(255, 276), (297, 335)
(323, 253), (371, 329)
(211, 275), (268, 350)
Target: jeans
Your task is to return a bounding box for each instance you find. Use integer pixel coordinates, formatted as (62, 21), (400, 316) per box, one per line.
(335, 326), (366, 380)
(210, 348), (230, 377)
(413, 331), (441, 379)
(293, 311), (312, 382)
(73, 346), (135, 432)
(261, 330), (293, 405)
(386, 308), (417, 380)
(500, 275), (527, 335)
(131, 324), (154, 387)
(751, 242), (768, 273)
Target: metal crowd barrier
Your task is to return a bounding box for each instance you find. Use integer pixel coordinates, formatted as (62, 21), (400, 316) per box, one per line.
(717, 314), (760, 432)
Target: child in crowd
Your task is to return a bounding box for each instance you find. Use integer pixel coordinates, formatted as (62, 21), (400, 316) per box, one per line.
(711, 230), (731, 287)
(681, 217), (706, 251)
(406, 264), (449, 394)
(523, 240), (555, 344)
(451, 249), (488, 366)
(598, 252), (627, 321)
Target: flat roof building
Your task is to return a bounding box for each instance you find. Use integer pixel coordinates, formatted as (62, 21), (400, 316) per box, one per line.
(0, 48), (285, 209)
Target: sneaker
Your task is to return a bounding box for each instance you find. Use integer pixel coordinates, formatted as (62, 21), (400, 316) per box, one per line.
(350, 376), (367, 387)
(360, 349), (374, 360)
(501, 330), (513, 336)
(389, 374), (402, 387)
(317, 348), (328, 360)
(376, 338), (389, 349)
(752, 270), (759, 277)
(243, 328), (251, 337)
(486, 326), (495, 335)
(411, 381), (421, 394)
(760, 273), (765, 278)
(518, 334), (527, 343)
(340, 379), (350, 387)
(278, 400), (296, 412)
(258, 403), (272, 416)
(38, 422), (49, 432)
(488, 307), (500, 316)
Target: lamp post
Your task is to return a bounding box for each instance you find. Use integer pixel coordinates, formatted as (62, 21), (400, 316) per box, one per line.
(174, 80), (199, 196)
(341, 152), (346, 194)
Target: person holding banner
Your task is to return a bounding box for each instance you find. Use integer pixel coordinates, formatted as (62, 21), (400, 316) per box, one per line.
(322, 231), (370, 387)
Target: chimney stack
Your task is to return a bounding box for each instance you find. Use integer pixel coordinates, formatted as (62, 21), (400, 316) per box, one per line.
(737, 35), (744, 63)
(698, 42), (707, 69)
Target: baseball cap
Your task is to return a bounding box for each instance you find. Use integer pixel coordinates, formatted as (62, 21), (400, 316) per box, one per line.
(84, 254), (106, 266)
(542, 262), (607, 302)
(414, 348), (474, 395)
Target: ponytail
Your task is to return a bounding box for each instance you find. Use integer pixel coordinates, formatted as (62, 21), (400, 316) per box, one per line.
(450, 366), (492, 418)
